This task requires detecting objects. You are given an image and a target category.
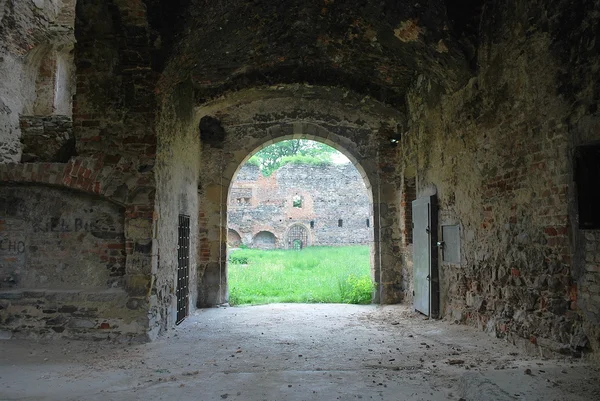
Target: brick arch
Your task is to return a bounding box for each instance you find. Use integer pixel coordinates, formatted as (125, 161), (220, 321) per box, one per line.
(0, 157), (151, 208)
(0, 159), (111, 200)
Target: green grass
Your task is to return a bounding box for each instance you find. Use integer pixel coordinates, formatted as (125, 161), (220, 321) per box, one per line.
(228, 246), (373, 306)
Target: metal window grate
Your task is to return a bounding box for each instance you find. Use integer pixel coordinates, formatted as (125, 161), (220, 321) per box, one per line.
(176, 214), (190, 325)
(287, 225), (308, 250)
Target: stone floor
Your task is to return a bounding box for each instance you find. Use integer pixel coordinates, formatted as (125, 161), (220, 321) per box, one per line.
(1, 304), (599, 401)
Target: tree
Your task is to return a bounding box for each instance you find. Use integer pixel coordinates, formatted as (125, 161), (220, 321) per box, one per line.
(248, 140), (338, 176)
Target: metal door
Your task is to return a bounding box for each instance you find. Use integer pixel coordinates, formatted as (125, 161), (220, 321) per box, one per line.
(176, 214), (190, 325)
(287, 225), (308, 249)
(412, 196), (438, 317)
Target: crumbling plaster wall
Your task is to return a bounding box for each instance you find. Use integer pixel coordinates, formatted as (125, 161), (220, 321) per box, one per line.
(153, 81), (200, 335)
(194, 86), (405, 306)
(229, 163), (372, 248)
(0, 185), (137, 339)
(399, 0), (600, 358)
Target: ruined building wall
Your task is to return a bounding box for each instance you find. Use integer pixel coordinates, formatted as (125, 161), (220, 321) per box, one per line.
(0, 0), (162, 340)
(399, 0), (600, 358)
(228, 163), (372, 249)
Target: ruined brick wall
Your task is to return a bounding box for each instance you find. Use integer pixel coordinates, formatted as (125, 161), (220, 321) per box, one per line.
(399, 0), (600, 357)
(0, 0), (164, 340)
(228, 163), (372, 248)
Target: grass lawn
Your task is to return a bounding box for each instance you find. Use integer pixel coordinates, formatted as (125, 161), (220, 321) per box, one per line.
(228, 245), (373, 306)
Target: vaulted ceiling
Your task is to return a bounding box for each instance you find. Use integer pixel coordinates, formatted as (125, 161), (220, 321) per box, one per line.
(146, 0), (485, 109)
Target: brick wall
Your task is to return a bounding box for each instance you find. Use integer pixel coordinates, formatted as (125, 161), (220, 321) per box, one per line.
(580, 232), (600, 324)
(228, 163), (373, 248)
(0, 0), (161, 340)
(399, 0), (600, 357)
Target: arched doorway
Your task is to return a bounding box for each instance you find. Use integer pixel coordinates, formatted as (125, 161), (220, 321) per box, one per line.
(227, 229), (242, 247)
(195, 91), (405, 308)
(286, 224), (309, 249)
(199, 126), (381, 307)
(225, 137), (374, 305)
(252, 231), (277, 249)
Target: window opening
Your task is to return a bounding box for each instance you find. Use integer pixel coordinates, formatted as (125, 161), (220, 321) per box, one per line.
(293, 195), (303, 208)
(338, 219), (343, 227)
(403, 177), (417, 244)
(310, 220), (314, 229)
(575, 145), (600, 229)
(366, 218), (370, 228)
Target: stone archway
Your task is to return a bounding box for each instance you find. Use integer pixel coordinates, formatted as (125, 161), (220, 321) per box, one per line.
(197, 125), (383, 307)
(252, 231), (277, 249)
(195, 87), (405, 308)
(227, 229), (242, 247)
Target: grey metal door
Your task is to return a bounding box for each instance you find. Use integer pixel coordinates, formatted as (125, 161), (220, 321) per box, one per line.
(412, 196), (437, 316)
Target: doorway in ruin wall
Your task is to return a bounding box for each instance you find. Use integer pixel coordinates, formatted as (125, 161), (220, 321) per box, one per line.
(226, 137), (375, 304)
(196, 121), (388, 308)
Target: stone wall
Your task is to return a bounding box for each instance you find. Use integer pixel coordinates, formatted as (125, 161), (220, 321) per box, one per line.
(0, 0), (164, 340)
(580, 232), (600, 327)
(19, 115), (74, 162)
(228, 163), (372, 249)
(397, 0), (600, 358)
(0, 185), (140, 339)
(0, 186), (125, 289)
(153, 81), (200, 333)
(0, 0), (75, 164)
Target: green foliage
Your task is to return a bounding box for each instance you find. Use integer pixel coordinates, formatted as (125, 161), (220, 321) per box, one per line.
(247, 139), (338, 176)
(228, 246), (372, 305)
(338, 274), (374, 304)
(277, 155), (332, 167)
(229, 254), (249, 264)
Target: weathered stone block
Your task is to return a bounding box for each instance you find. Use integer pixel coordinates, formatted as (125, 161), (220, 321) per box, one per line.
(19, 116), (74, 163)
(126, 275), (152, 297)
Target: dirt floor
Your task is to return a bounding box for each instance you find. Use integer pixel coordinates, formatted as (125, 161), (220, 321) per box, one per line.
(1, 304), (599, 401)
